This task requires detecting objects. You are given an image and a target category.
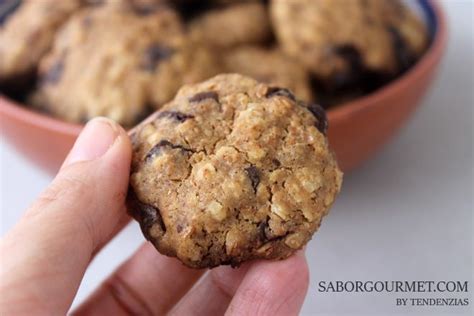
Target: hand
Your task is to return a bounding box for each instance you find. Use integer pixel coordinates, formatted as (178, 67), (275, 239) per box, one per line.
(0, 118), (309, 315)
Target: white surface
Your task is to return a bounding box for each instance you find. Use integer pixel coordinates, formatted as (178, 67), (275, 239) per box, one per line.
(1, 2), (473, 315)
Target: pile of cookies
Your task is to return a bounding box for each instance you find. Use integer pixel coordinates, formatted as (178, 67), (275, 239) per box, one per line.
(0, 0), (428, 127)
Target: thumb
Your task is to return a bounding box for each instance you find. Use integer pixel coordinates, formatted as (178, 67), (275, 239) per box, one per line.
(0, 118), (132, 315)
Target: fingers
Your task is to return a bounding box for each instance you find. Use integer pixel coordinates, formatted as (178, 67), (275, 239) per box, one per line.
(72, 243), (204, 315)
(169, 251), (309, 316)
(0, 118), (132, 315)
(169, 264), (250, 316)
(225, 251), (309, 316)
(76, 246), (308, 316)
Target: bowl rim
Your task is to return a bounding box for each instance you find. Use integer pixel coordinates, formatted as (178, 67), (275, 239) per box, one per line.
(0, 0), (447, 136)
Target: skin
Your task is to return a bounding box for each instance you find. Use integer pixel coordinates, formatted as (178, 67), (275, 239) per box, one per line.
(0, 118), (309, 316)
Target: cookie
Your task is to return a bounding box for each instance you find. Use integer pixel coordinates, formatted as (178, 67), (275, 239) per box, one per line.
(128, 74), (342, 268)
(270, 0), (428, 91)
(188, 2), (271, 48)
(222, 46), (313, 102)
(30, 3), (220, 126)
(0, 0), (82, 83)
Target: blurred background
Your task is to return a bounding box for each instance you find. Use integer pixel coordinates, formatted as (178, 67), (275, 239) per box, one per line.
(0, 1), (473, 315)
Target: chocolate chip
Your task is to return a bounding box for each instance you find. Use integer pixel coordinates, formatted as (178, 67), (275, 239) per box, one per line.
(332, 45), (365, 88)
(127, 189), (166, 236)
(188, 91), (218, 103)
(388, 26), (415, 72)
(272, 159), (281, 168)
(334, 45), (363, 67)
(141, 44), (174, 72)
(258, 220), (268, 241)
(42, 59), (64, 85)
(145, 139), (193, 161)
(176, 224), (183, 233)
(245, 165), (260, 193)
(140, 203), (165, 232)
(145, 140), (172, 160)
(307, 103), (328, 135)
(329, 44), (393, 94)
(265, 87), (296, 101)
(157, 111), (194, 122)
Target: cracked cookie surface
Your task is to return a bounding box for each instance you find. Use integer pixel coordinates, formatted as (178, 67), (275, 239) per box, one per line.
(0, 0), (82, 82)
(270, 0), (428, 91)
(188, 2), (271, 48)
(128, 74), (342, 268)
(30, 2), (220, 126)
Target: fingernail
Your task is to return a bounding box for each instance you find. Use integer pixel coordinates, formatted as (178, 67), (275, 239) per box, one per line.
(64, 118), (120, 166)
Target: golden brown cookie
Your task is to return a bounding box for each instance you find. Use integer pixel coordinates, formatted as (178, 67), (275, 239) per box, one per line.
(128, 74), (342, 268)
(0, 0), (82, 83)
(30, 3), (220, 126)
(188, 2), (271, 48)
(270, 0), (428, 91)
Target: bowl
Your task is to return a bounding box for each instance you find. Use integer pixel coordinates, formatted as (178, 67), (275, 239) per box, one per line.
(0, 0), (447, 174)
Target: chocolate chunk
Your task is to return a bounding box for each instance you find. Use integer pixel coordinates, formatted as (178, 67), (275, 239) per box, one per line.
(332, 45), (365, 89)
(388, 26), (415, 72)
(307, 103), (328, 135)
(145, 139), (193, 161)
(157, 111), (194, 122)
(42, 59), (64, 84)
(173, 0), (213, 19)
(139, 203), (165, 232)
(188, 91), (218, 103)
(258, 219), (269, 241)
(127, 189), (166, 236)
(145, 141), (167, 161)
(245, 165), (260, 193)
(272, 159), (281, 168)
(265, 87), (296, 101)
(311, 45), (381, 98)
(141, 44), (174, 72)
(334, 45), (363, 70)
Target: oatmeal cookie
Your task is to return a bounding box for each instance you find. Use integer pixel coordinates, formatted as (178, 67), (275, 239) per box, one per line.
(0, 0), (82, 82)
(270, 0), (428, 91)
(30, 3), (220, 126)
(188, 2), (271, 48)
(128, 74), (342, 268)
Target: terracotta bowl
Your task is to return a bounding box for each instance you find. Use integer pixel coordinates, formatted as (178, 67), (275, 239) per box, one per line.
(0, 0), (447, 174)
